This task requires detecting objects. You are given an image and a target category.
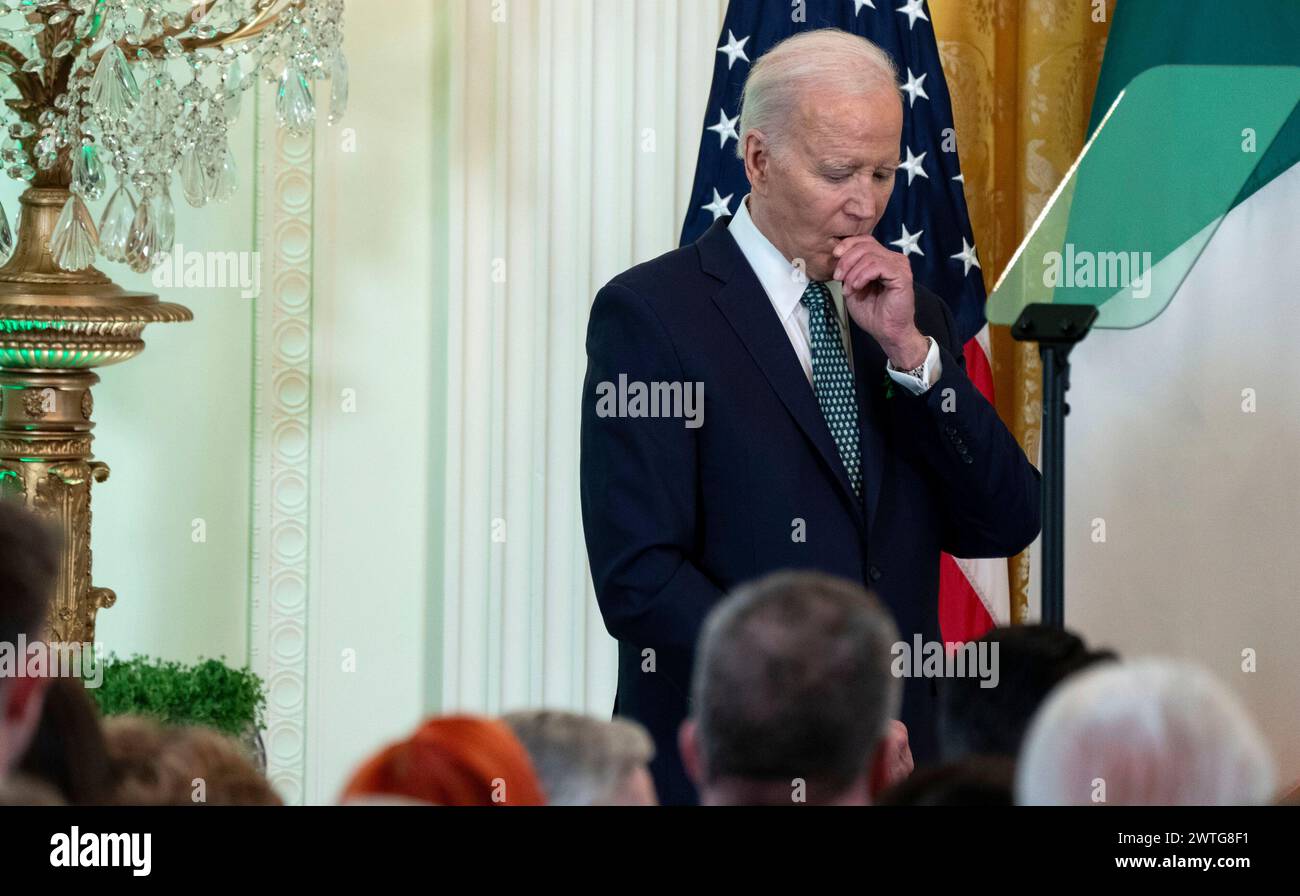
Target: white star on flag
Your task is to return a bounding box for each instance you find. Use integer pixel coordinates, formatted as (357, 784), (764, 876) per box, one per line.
(702, 188), (734, 221)
(890, 223), (924, 257)
(898, 146), (928, 185)
(952, 172), (965, 184)
(706, 108), (739, 149)
(716, 30), (750, 69)
(853, 0), (877, 13)
(896, 0), (929, 30)
(951, 238), (980, 276)
(901, 68), (929, 107)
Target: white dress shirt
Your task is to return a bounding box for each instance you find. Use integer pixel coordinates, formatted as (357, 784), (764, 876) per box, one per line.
(727, 194), (940, 395)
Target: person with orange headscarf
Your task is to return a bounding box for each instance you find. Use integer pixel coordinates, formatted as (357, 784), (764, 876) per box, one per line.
(340, 715), (546, 806)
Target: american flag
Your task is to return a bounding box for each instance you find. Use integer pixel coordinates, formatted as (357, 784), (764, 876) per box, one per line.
(680, 0), (1009, 642)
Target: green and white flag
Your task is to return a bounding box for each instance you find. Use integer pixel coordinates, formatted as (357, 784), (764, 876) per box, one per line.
(1057, 0), (1300, 784)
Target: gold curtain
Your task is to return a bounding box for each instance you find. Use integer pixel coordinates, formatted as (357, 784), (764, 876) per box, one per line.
(929, 0), (1113, 622)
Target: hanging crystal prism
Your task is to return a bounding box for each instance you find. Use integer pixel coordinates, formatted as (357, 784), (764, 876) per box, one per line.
(208, 148), (237, 203)
(0, 199), (12, 260)
(71, 144), (106, 201)
(329, 52), (348, 125)
(276, 67), (315, 135)
(222, 57), (242, 121)
(73, 5), (98, 40)
(50, 194), (99, 271)
(98, 185), (136, 263)
(89, 45), (140, 119)
(181, 148), (209, 207)
(154, 189), (176, 256)
(125, 192), (159, 273)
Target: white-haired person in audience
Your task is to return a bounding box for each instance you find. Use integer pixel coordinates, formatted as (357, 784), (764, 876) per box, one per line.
(1016, 658), (1276, 806)
(503, 710), (657, 806)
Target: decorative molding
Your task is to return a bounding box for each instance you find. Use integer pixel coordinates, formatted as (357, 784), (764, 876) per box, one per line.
(21, 390), (47, 419)
(0, 436), (92, 458)
(250, 94), (314, 805)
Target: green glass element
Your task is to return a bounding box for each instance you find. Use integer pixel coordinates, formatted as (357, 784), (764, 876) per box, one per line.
(0, 469), (20, 501)
(987, 66), (1300, 329)
(0, 319), (65, 332)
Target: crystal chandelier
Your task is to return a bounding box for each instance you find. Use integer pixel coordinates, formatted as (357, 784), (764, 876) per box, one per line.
(0, 0), (347, 273)
(0, 0), (346, 645)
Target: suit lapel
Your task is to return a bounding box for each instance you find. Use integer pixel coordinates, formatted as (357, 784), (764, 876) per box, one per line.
(698, 219), (866, 531)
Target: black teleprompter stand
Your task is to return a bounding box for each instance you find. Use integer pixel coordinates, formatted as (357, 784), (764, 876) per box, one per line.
(1011, 303), (1098, 629)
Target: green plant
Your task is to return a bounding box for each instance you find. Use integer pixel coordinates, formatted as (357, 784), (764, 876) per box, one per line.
(87, 654), (267, 738)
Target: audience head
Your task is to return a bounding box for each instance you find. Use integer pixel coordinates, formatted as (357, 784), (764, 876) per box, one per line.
(939, 624), (1116, 761)
(0, 501), (59, 781)
(680, 571), (900, 805)
(877, 755), (1015, 806)
(18, 677), (114, 804)
(105, 715), (282, 805)
(341, 715), (546, 806)
(1016, 658), (1276, 805)
(0, 772), (64, 805)
(503, 709), (656, 805)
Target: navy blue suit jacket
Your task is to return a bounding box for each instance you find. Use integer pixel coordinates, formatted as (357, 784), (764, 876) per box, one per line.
(579, 216), (1040, 805)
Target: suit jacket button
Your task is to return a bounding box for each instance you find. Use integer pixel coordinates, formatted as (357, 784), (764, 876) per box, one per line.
(869, 565), (882, 582)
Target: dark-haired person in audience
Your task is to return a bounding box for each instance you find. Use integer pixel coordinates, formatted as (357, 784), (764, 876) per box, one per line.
(0, 502), (58, 787)
(679, 571), (911, 805)
(18, 677), (114, 804)
(937, 624), (1116, 762)
(877, 755), (1015, 806)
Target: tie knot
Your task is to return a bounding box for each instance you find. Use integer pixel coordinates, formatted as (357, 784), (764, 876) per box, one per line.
(800, 280), (831, 311)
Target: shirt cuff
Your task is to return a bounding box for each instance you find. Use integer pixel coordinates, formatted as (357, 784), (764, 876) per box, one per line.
(885, 336), (942, 395)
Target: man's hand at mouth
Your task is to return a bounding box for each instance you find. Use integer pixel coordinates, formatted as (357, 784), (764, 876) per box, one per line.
(832, 234), (929, 370)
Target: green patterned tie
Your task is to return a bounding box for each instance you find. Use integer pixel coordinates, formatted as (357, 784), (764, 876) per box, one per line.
(800, 281), (862, 498)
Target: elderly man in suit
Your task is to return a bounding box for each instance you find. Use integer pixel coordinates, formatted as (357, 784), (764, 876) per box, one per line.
(580, 28), (1040, 805)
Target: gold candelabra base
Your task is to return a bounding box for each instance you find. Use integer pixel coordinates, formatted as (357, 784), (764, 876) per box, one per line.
(0, 186), (191, 643)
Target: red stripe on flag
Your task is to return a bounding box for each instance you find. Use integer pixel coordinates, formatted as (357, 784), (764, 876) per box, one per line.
(938, 332), (1002, 645)
(939, 551), (996, 646)
(963, 332), (995, 401)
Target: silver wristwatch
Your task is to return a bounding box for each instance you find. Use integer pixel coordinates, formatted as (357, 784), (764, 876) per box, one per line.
(889, 338), (931, 381)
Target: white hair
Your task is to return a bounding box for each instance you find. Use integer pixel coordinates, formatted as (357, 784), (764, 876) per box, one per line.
(736, 28), (901, 161)
(502, 710), (653, 806)
(1016, 658), (1276, 806)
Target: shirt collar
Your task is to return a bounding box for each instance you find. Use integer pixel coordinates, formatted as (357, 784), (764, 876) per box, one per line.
(728, 194), (849, 331)
(728, 194), (809, 323)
